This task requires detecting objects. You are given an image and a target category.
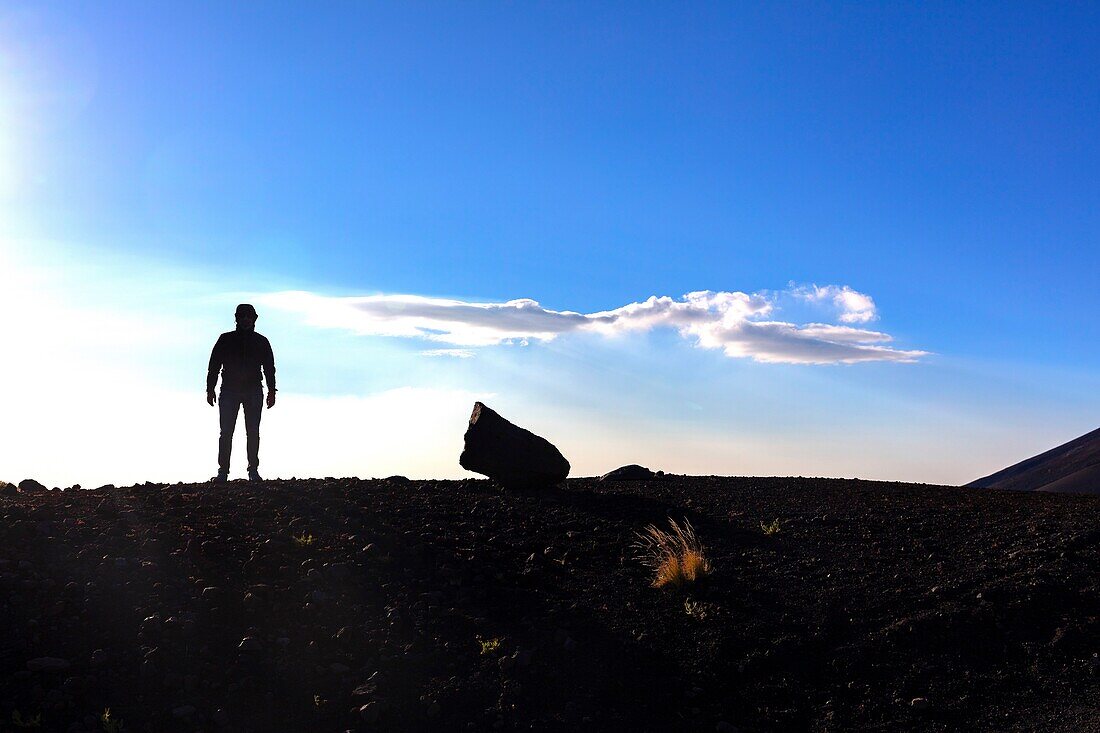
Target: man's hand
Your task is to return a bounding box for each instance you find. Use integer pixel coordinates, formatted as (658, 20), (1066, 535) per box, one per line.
(266, 391), (276, 408)
(207, 390), (216, 406)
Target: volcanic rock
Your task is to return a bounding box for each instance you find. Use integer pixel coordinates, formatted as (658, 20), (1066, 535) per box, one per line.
(18, 478), (48, 494)
(599, 464), (655, 482)
(458, 402), (569, 489)
(238, 636), (263, 652)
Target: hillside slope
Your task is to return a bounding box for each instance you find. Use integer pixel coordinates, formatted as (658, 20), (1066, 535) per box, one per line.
(1, 476), (1098, 732)
(968, 427), (1100, 494)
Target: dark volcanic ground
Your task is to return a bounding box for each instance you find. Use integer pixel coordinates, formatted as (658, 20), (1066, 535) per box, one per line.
(1, 476), (1098, 733)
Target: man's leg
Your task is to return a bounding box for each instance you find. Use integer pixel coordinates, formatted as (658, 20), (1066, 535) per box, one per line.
(243, 388), (263, 473)
(218, 391), (242, 474)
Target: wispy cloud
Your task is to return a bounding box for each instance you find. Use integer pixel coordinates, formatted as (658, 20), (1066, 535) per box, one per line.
(420, 348), (476, 358)
(260, 285), (927, 365)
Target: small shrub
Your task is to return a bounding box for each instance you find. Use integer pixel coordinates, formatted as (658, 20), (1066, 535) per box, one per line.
(760, 518), (781, 535)
(12, 710), (42, 728)
(292, 532), (315, 548)
(632, 517), (711, 589)
(101, 708), (124, 732)
(683, 598), (710, 619)
(477, 635), (503, 655)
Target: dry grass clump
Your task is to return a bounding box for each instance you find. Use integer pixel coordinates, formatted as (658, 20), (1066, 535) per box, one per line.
(760, 518), (781, 535)
(632, 517), (711, 589)
(100, 708), (124, 733)
(476, 635), (503, 655)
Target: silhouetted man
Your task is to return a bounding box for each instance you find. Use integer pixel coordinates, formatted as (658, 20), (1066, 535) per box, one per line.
(207, 304), (276, 483)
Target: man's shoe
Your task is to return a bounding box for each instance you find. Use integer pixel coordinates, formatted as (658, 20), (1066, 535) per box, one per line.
(248, 470), (263, 483)
(211, 472), (229, 484)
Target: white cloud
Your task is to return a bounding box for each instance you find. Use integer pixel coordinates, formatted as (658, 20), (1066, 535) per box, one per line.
(258, 291), (592, 347)
(793, 284), (879, 323)
(261, 285), (925, 365)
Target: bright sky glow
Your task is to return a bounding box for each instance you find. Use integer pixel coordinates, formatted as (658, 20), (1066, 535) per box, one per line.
(1, 4), (1098, 488)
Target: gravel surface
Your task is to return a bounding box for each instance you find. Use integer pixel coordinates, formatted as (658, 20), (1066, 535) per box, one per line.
(1, 476), (1097, 732)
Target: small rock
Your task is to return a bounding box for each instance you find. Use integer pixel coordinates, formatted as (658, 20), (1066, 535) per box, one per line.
(18, 478), (48, 493)
(716, 723), (739, 733)
(359, 703), (380, 723)
(90, 649), (107, 667)
(238, 636), (263, 652)
(140, 614), (161, 635)
(598, 464), (655, 482)
(911, 697), (930, 711)
(27, 657), (70, 672)
(172, 705), (196, 719)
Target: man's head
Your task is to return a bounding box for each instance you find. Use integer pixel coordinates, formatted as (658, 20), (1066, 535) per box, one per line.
(235, 303), (258, 331)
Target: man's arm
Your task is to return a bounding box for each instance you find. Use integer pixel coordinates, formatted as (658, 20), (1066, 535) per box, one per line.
(207, 335), (224, 404)
(262, 336), (277, 407)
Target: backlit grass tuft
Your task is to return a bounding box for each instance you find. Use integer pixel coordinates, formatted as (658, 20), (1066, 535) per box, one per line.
(632, 517), (711, 589)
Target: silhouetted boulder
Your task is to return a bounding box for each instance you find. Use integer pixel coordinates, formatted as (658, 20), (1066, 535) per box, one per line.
(599, 464), (655, 482)
(0, 481), (16, 496)
(18, 479), (47, 494)
(459, 402), (569, 489)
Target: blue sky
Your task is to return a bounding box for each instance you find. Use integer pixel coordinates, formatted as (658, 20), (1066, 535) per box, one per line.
(1, 2), (1097, 487)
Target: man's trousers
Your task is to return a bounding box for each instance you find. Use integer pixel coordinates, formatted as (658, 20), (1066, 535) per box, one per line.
(218, 387), (263, 473)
